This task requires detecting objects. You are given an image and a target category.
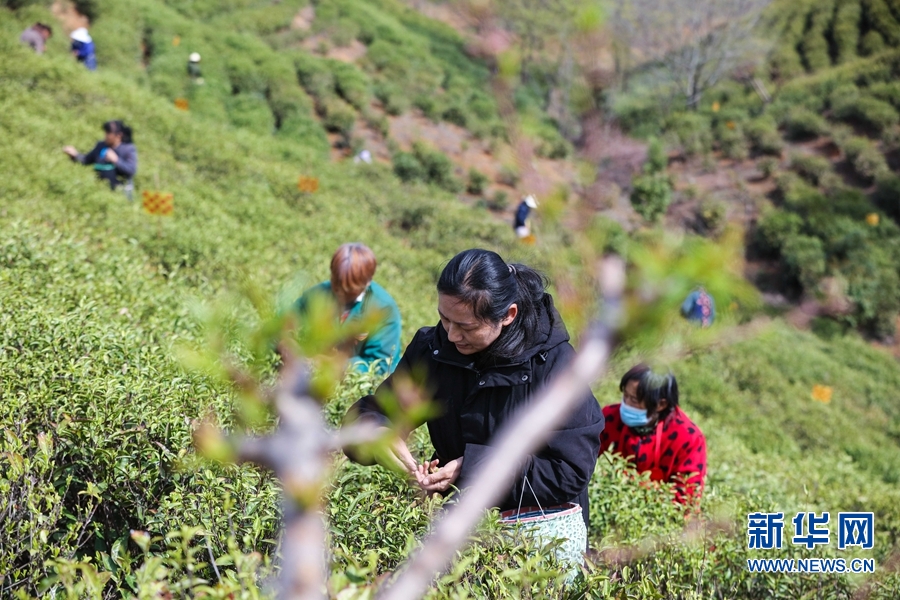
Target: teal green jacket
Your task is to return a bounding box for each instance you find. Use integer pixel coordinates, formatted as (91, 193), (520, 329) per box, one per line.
(295, 281), (403, 376)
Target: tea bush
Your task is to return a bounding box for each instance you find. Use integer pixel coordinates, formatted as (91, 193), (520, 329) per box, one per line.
(666, 112), (714, 157)
(466, 168), (488, 195)
(391, 143), (462, 193)
(745, 117), (785, 156)
(789, 153), (831, 186)
(630, 172), (672, 222)
(781, 106), (829, 139)
(840, 136), (890, 182)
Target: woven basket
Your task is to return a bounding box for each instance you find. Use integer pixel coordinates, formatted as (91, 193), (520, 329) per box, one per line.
(499, 502), (586, 573)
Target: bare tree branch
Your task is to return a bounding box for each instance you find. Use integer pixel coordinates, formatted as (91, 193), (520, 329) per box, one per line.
(611, 0), (770, 106)
(377, 257), (626, 600)
(236, 362), (331, 600)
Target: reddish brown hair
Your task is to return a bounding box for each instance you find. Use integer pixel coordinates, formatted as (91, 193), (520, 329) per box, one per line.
(330, 243), (377, 297)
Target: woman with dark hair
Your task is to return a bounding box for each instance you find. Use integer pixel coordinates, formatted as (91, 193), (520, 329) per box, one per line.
(64, 120), (138, 195)
(599, 365), (707, 504)
(346, 248), (604, 527)
(295, 243), (402, 377)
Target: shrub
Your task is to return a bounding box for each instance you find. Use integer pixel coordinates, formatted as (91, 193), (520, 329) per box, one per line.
(832, 94), (899, 132)
(782, 234), (827, 291)
(413, 95), (437, 119)
(717, 122), (749, 160)
(467, 168), (488, 195)
(2, 0), (39, 8)
(745, 118), (784, 156)
(769, 45), (805, 80)
(392, 151), (425, 182)
(392, 144), (462, 192)
(469, 93), (495, 121)
(666, 112), (713, 157)
(630, 172), (672, 222)
(320, 96), (356, 136)
(696, 199), (727, 236)
(413, 142), (462, 193)
(73, 0), (99, 21)
(759, 157), (779, 178)
(755, 209), (803, 256)
(860, 30), (886, 56)
(865, 0), (900, 45)
(497, 165), (520, 187)
(645, 137), (668, 173)
(331, 18), (359, 47)
(840, 136), (889, 182)
(537, 137), (570, 159)
(790, 153), (832, 186)
(782, 107), (829, 139)
(294, 53), (335, 101)
(873, 174), (900, 220)
(866, 81), (900, 109)
(799, 3), (833, 71)
(442, 105), (468, 127)
(833, 1), (861, 63)
(844, 245), (900, 338)
(365, 112), (390, 137)
(226, 93), (275, 132)
(487, 190), (509, 211)
(331, 62), (370, 110)
(373, 82), (409, 115)
(586, 216), (629, 256)
(268, 79), (315, 130)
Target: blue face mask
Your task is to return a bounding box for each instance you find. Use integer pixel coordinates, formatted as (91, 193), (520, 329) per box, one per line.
(620, 398), (650, 428)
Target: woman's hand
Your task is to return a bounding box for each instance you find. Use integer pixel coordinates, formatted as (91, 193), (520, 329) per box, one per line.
(416, 458), (463, 493)
(105, 148), (119, 164)
(63, 146), (78, 158)
(381, 433), (418, 475)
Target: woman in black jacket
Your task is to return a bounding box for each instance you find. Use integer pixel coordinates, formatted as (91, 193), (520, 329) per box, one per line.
(347, 248), (604, 527)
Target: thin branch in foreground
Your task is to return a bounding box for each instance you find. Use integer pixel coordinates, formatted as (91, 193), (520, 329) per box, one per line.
(377, 257), (626, 600)
(236, 361), (331, 600)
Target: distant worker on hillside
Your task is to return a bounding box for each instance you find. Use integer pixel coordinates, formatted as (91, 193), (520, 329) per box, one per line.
(63, 120), (138, 198)
(513, 194), (538, 239)
(187, 52), (203, 83)
(295, 243), (402, 377)
(69, 27), (96, 70)
(681, 286), (716, 327)
(20, 22), (53, 54)
(600, 365), (707, 505)
(344, 249), (603, 530)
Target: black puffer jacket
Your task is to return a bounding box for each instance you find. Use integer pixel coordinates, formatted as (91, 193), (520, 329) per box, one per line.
(348, 294), (604, 527)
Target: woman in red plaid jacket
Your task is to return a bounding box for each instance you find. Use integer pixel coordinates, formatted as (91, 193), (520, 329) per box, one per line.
(599, 364), (707, 505)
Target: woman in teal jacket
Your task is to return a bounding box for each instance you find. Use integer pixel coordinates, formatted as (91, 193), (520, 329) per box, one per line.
(296, 243), (402, 376)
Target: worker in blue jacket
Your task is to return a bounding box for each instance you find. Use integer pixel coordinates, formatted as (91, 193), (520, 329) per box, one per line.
(296, 243), (403, 377)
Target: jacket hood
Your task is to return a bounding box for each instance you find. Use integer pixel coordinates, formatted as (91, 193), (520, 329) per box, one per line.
(431, 293), (570, 368)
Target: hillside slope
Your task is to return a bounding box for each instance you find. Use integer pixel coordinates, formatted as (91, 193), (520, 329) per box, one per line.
(2, 1), (900, 597)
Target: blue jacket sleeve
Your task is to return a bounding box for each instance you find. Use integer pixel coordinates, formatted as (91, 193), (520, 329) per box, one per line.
(351, 300), (402, 375)
(115, 144), (138, 178)
(76, 142), (104, 166)
(681, 290), (699, 316)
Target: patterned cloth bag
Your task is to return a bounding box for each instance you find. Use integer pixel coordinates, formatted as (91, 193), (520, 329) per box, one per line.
(498, 478), (586, 576)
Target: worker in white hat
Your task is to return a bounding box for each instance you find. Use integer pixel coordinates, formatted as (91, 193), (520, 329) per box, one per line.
(69, 27), (96, 70)
(513, 194), (538, 238)
(188, 52), (203, 83)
